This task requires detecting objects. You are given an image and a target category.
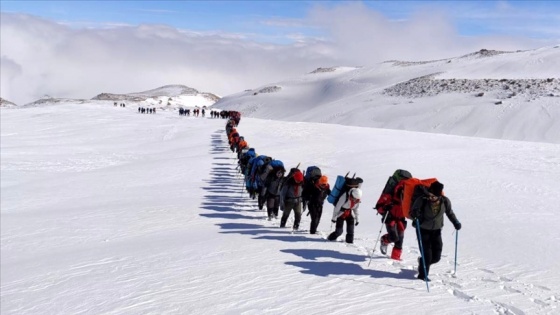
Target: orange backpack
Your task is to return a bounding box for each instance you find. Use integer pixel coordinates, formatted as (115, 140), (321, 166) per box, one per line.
(397, 178), (439, 219)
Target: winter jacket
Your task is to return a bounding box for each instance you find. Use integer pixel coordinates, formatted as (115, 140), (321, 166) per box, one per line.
(331, 191), (360, 222)
(303, 184), (331, 206)
(280, 178), (303, 207)
(411, 195), (459, 230)
(265, 175), (284, 197)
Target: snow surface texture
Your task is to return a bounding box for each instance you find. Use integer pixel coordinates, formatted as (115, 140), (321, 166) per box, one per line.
(2, 104), (559, 314)
(215, 46), (560, 144)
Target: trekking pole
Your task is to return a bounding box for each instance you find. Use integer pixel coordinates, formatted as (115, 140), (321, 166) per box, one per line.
(368, 209), (389, 267)
(453, 230), (459, 276)
(416, 219), (430, 292)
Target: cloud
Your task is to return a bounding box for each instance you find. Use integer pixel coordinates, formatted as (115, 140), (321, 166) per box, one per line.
(306, 2), (549, 63)
(0, 13), (341, 104)
(0, 4), (555, 105)
(1, 56), (23, 102)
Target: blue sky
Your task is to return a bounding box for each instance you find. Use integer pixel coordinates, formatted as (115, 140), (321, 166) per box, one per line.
(1, 1), (558, 104)
(2, 1), (559, 43)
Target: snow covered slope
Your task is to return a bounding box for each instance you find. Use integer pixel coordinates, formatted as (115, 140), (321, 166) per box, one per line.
(2, 104), (559, 314)
(215, 46), (560, 143)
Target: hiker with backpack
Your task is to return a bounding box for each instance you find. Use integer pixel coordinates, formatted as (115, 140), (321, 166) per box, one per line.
(375, 169), (413, 261)
(410, 181), (462, 281)
(264, 162), (286, 220)
(302, 175), (330, 234)
(279, 168), (305, 230)
(327, 187), (362, 244)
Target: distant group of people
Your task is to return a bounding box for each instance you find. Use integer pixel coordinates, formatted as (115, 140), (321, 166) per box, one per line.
(225, 116), (462, 282)
(220, 110), (241, 122)
(138, 107), (156, 114)
(178, 108), (192, 116)
(114, 102), (126, 107)
(177, 108), (239, 119)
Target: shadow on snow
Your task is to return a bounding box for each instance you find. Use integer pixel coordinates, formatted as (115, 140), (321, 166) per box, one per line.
(201, 128), (417, 282)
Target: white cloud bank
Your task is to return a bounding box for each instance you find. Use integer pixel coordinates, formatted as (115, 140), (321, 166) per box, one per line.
(0, 3), (554, 104)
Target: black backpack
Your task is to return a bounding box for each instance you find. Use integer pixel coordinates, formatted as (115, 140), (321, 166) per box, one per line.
(381, 169), (412, 195)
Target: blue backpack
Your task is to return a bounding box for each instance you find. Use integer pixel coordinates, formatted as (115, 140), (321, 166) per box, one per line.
(327, 174), (363, 205)
(270, 160), (285, 172)
(304, 166), (322, 183)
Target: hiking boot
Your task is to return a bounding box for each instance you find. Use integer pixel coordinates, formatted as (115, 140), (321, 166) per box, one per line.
(380, 235), (389, 255)
(390, 248), (402, 261)
(417, 274), (431, 282)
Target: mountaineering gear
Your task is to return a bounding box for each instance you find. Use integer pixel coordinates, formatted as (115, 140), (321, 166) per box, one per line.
(412, 180), (460, 289)
(380, 234), (389, 255)
(317, 175), (329, 188)
(328, 174), (363, 205)
(397, 177), (439, 219)
(304, 166), (322, 183)
(328, 187), (361, 243)
(328, 215), (356, 243)
(454, 230), (459, 275)
(390, 247), (402, 260)
(293, 171), (304, 183)
(374, 169), (413, 261)
(411, 192), (459, 231)
(280, 168), (304, 230)
(302, 173), (330, 235)
(428, 181), (444, 196)
(350, 188), (362, 199)
(368, 204), (392, 266)
(416, 219), (431, 292)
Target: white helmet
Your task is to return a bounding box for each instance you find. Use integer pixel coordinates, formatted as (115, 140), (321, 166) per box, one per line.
(350, 188), (362, 199)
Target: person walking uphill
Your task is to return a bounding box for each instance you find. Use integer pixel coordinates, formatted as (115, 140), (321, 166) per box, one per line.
(302, 175), (331, 235)
(264, 166), (286, 220)
(375, 169), (413, 261)
(411, 181), (462, 281)
(327, 188), (362, 244)
(280, 169), (304, 230)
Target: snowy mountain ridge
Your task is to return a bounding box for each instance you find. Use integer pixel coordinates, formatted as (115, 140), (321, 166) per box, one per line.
(215, 46), (560, 143)
(92, 84), (220, 103)
(8, 84), (220, 108)
(0, 97), (17, 107)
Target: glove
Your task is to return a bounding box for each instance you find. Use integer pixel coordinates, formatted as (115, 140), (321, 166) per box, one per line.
(302, 200), (307, 211)
(381, 211), (391, 222)
(454, 222), (462, 230)
(355, 221), (359, 226)
(331, 219), (336, 223)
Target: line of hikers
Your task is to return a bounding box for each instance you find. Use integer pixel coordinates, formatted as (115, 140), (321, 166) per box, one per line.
(226, 119), (462, 282)
(138, 107), (156, 114)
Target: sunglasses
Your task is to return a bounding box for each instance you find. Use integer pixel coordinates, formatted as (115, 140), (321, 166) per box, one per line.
(428, 194), (440, 201)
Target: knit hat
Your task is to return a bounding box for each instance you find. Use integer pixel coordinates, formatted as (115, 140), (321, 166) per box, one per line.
(429, 181), (444, 197)
(317, 175), (329, 187)
(293, 171), (304, 183)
